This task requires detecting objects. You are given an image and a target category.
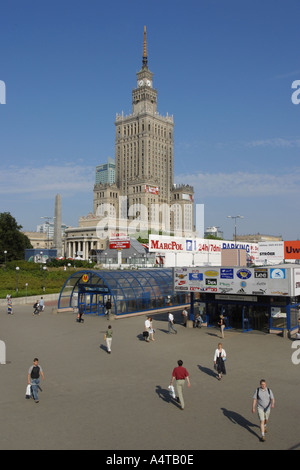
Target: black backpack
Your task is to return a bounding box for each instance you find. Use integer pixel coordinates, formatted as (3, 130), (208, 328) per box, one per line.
(31, 366), (40, 379)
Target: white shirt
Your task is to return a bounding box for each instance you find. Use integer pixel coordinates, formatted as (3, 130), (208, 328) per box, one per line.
(214, 348), (226, 362)
(168, 313), (174, 322)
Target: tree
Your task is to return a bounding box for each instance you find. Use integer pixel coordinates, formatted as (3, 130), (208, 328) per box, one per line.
(0, 212), (32, 262)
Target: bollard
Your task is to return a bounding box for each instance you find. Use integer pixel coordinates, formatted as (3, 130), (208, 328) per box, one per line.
(0, 340), (6, 365)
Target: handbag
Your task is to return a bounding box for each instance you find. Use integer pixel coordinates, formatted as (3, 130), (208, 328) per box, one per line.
(25, 384), (32, 399)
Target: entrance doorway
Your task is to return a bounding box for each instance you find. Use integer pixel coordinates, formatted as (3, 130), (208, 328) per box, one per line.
(78, 290), (107, 316)
(206, 301), (270, 332)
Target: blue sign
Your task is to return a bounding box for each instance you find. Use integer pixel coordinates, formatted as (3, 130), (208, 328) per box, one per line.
(270, 268), (286, 279)
(189, 273), (203, 281)
(186, 240), (193, 251)
(220, 268), (234, 279)
(236, 269), (252, 280)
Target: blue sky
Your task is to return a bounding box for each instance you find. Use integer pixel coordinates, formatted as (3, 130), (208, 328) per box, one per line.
(0, 0), (299, 240)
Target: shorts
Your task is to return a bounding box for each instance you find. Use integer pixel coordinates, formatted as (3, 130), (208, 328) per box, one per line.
(258, 407), (271, 422)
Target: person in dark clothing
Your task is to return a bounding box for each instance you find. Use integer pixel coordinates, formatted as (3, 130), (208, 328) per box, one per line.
(27, 358), (45, 403)
(105, 298), (112, 319)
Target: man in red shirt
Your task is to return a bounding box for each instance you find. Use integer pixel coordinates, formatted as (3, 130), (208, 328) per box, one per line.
(170, 360), (191, 410)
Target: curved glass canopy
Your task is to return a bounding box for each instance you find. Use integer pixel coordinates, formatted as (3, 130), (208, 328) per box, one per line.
(58, 269), (188, 316)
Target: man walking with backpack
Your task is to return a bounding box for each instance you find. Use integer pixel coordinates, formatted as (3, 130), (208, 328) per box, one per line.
(252, 379), (275, 441)
(28, 358), (45, 404)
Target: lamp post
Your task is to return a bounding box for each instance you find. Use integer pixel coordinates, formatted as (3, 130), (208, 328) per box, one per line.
(227, 215), (244, 247)
(4, 250), (7, 271)
(43, 266), (47, 293)
(16, 266), (20, 294)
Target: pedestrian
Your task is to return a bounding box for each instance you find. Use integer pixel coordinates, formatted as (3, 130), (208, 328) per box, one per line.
(194, 313), (202, 328)
(104, 325), (113, 353)
(27, 358), (45, 404)
(7, 298), (13, 315)
(182, 308), (188, 327)
(33, 300), (40, 316)
(39, 297), (45, 312)
(168, 312), (177, 334)
(76, 305), (84, 323)
(145, 316), (155, 342)
(170, 360), (190, 410)
(214, 343), (227, 380)
(252, 379), (275, 442)
(218, 315), (225, 338)
(105, 297), (112, 319)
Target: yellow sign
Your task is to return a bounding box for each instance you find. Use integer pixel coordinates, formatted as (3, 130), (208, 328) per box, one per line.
(82, 274), (89, 283)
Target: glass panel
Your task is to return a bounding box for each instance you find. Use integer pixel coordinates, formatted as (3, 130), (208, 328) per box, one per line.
(271, 306), (287, 329)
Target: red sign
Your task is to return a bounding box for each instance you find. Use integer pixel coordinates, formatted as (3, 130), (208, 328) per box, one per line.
(284, 241), (300, 260)
(109, 239), (130, 250)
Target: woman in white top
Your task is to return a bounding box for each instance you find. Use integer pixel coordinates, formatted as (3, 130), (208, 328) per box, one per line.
(145, 316), (155, 342)
(214, 343), (226, 380)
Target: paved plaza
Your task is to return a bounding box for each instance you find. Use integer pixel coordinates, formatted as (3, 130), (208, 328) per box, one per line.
(0, 302), (299, 451)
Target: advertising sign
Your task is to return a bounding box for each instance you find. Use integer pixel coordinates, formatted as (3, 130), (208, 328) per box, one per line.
(145, 185), (159, 195)
(174, 266), (291, 297)
(149, 235), (258, 263)
(284, 241), (300, 260)
(109, 237), (130, 250)
(294, 269), (300, 296)
(257, 242), (284, 264)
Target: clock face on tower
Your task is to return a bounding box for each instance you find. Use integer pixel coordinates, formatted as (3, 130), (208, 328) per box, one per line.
(146, 80), (151, 87)
(138, 80), (144, 87)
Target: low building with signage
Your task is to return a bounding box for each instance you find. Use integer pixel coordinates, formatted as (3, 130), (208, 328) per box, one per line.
(58, 268), (187, 316)
(174, 265), (300, 335)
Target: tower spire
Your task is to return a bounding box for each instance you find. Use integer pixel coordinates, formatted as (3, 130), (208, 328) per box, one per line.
(143, 25), (148, 68)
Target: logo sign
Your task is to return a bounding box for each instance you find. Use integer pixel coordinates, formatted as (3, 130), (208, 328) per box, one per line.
(206, 279), (217, 286)
(82, 274), (89, 283)
(270, 268), (286, 279)
(254, 269), (268, 279)
(205, 270), (219, 277)
(236, 269), (252, 280)
(189, 273), (203, 281)
(220, 268), (234, 279)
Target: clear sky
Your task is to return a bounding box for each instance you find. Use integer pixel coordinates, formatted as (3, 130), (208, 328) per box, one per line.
(0, 0), (299, 240)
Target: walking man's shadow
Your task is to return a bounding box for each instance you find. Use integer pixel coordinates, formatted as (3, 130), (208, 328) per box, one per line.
(155, 385), (181, 409)
(221, 408), (260, 439)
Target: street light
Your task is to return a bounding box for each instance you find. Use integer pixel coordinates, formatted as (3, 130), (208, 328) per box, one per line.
(227, 215), (244, 247)
(16, 266), (20, 294)
(43, 266), (47, 293)
(4, 250), (7, 271)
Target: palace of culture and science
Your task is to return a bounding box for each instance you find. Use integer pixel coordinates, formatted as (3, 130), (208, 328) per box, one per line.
(65, 27), (194, 259)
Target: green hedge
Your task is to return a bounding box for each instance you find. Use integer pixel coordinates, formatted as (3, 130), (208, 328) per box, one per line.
(0, 260), (96, 299)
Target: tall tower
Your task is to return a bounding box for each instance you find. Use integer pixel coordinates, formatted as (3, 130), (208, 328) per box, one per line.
(115, 26), (175, 226)
(53, 194), (62, 257)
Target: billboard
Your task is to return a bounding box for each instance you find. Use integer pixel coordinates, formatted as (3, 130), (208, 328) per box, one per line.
(149, 235), (259, 264)
(284, 241), (300, 260)
(109, 237), (130, 250)
(174, 266), (291, 297)
(257, 242), (284, 264)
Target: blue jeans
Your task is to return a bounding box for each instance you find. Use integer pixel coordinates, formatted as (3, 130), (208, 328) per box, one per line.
(31, 379), (40, 401)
